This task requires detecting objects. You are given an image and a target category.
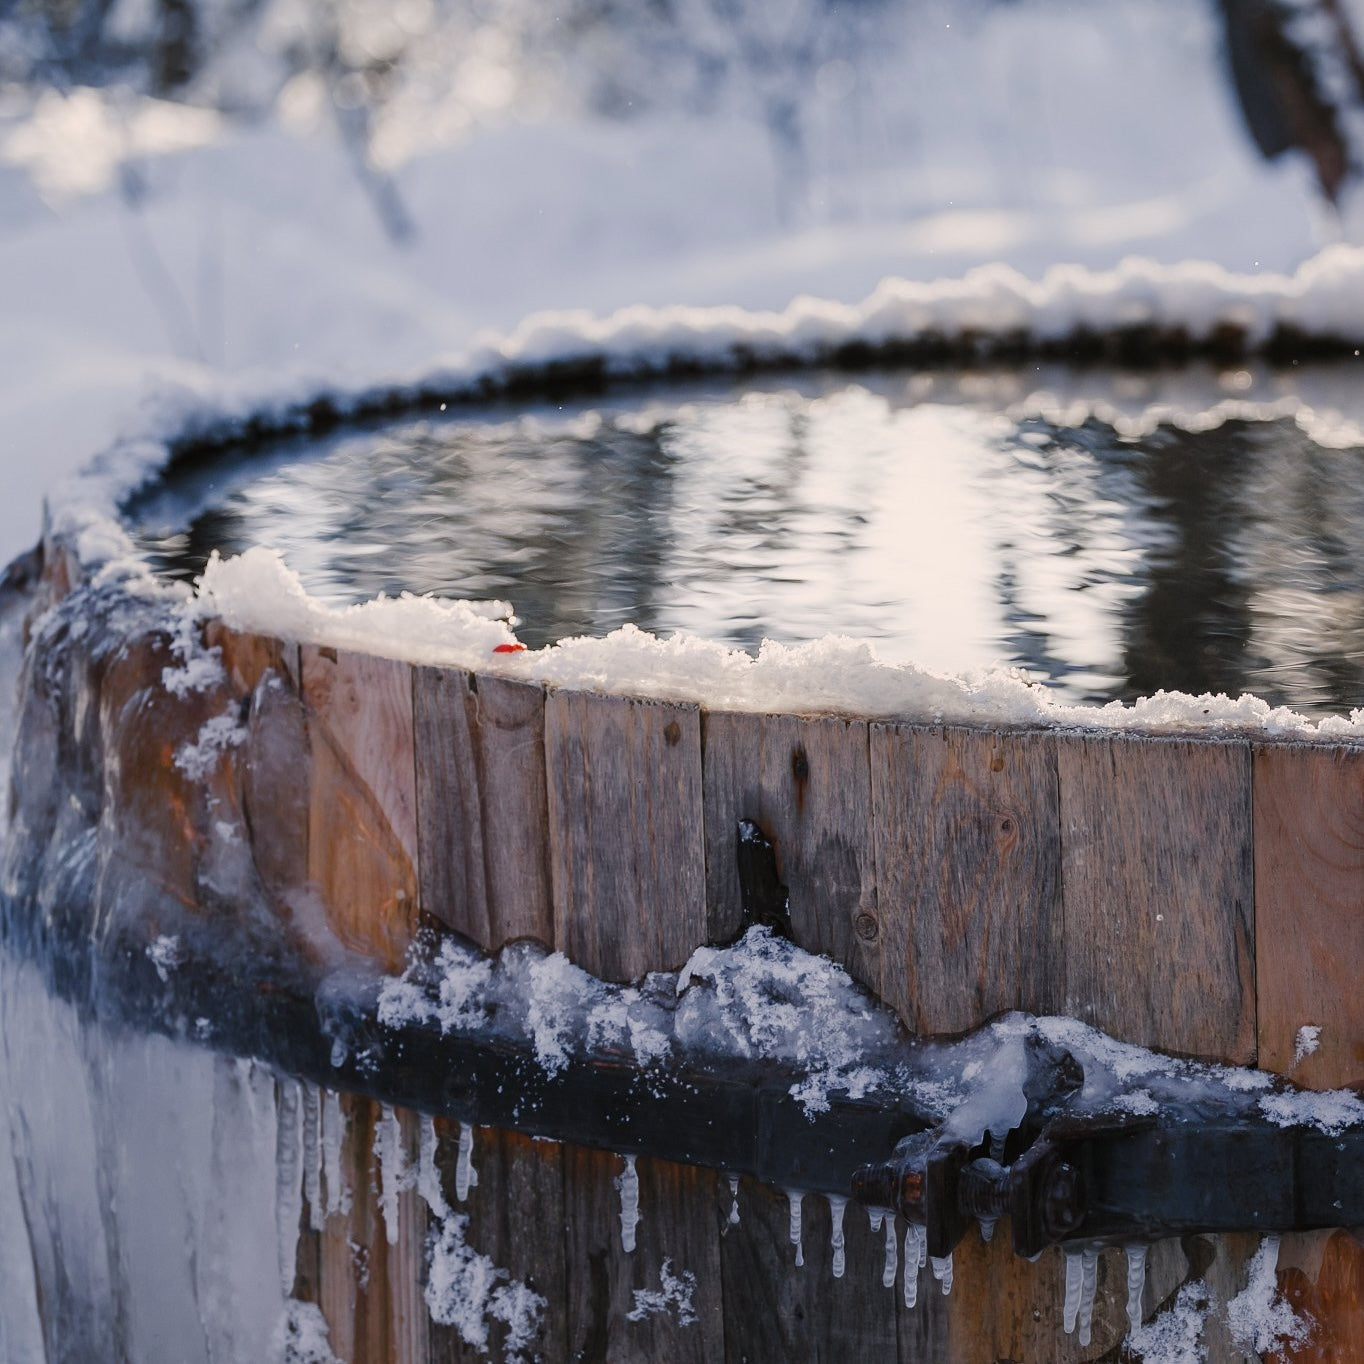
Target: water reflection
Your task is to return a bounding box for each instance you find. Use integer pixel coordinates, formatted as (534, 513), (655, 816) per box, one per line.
(129, 371), (1364, 717)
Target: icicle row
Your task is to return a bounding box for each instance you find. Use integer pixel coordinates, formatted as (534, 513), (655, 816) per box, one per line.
(321, 1089), (348, 1217)
(904, 1225), (924, 1308)
(1062, 1249), (1083, 1334)
(878, 1216), (900, 1287)
(275, 1078), (303, 1297)
(1125, 1245), (1148, 1335)
(376, 1104), (405, 1247)
(1078, 1248), (1099, 1348)
(930, 1253), (954, 1296)
(786, 1190), (805, 1268)
(618, 1155), (640, 1254)
(828, 1196), (847, 1279)
(302, 1083), (323, 1233)
(455, 1121), (477, 1202)
(418, 1114), (449, 1218)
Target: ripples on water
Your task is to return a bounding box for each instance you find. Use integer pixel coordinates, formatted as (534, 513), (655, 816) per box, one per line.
(129, 370), (1364, 718)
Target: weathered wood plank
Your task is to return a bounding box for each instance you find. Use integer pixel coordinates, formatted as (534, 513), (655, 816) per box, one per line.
(702, 711), (877, 990)
(870, 723), (1062, 1033)
(545, 689), (706, 981)
(1275, 1230), (1364, 1362)
(413, 667), (553, 950)
(301, 647), (420, 972)
(1254, 742), (1364, 1088)
(202, 626), (312, 905)
(562, 1146), (724, 1363)
(720, 1179), (901, 1362)
(388, 1109), (431, 1364)
(426, 1123), (570, 1364)
(1058, 733), (1255, 1063)
(318, 1094), (392, 1364)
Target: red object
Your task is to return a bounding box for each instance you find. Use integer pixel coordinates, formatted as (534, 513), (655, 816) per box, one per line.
(493, 643), (527, 654)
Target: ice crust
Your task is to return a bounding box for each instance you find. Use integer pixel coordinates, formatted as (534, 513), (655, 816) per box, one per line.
(376, 925), (1364, 1145)
(38, 255), (1364, 738)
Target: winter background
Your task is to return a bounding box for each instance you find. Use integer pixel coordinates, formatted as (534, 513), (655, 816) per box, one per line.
(3, 0), (1364, 1359)
(2, 0), (1360, 574)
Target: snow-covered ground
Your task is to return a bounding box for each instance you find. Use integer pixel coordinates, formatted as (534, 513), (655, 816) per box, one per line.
(0, 0), (1346, 571)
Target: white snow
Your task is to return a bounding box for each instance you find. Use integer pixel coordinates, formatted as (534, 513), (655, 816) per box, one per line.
(174, 710), (248, 781)
(272, 1299), (341, 1364)
(147, 933), (182, 983)
(1259, 1087), (1364, 1135)
(1127, 1280), (1212, 1363)
(626, 1259), (698, 1326)
(1225, 1237), (1311, 1356)
(424, 1209), (546, 1360)
(1293, 1024), (1323, 1066)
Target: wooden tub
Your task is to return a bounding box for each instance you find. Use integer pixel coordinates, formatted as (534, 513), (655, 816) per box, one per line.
(10, 525), (1364, 1363)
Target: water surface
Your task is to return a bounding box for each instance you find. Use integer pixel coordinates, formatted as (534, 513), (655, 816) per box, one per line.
(129, 370), (1364, 717)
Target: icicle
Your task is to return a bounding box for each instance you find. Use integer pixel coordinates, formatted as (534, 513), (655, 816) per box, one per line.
(1078, 1248), (1099, 1348)
(828, 1195), (847, 1279)
(418, 1114), (449, 1218)
(455, 1121), (477, 1202)
(917, 1224), (927, 1269)
(930, 1253), (954, 1296)
(869, 1208), (884, 1233)
(321, 1089), (348, 1217)
(989, 1129), (1006, 1162)
(881, 1215), (898, 1289)
(904, 1225), (922, 1308)
(376, 1104), (405, 1247)
(302, 1083), (323, 1233)
(979, 1217), (997, 1243)
(617, 1155), (640, 1254)
(786, 1190), (805, 1268)
(275, 1078), (303, 1296)
(1063, 1249), (1083, 1334)
(727, 1174), (740, 1227)
(1125, 1245), (1148, 1335)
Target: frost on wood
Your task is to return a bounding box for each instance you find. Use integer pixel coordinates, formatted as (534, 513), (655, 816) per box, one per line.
(626, 1258), (698, 1326)
(424, 1211), (546, 1360)
(272, 1299), (342, 1364)
(1225, 1236), (1311, 1356)
(1127, 1280), (1212, 1364)
(174, 711), (247, 781)
(1293, 1024), (1323, 1067)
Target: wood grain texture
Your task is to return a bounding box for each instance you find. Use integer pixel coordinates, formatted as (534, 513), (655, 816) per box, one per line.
(1058, 733), (1255, 1063)
(702, 711), (877, 990)
(719, 1179), (900, 1362)
(427, 1124), (570, 1364)
(318, 1094), (393, 1364)
(545, 689), (706, 981)
(1274, 1231), (1364, 1362)
(388, 1110), (431, 1364)
(203, 625), (312, 906)
(302, 647), (419, 972)
(1254, 742), (1364, 1088)
(561, 1147), (724, 1363)
(413, 667), (552, 950)
(871, 723), (1063, 1033)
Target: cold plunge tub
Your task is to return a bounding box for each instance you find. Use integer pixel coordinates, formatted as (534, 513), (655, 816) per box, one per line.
(7, 353), (1364, 1363)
